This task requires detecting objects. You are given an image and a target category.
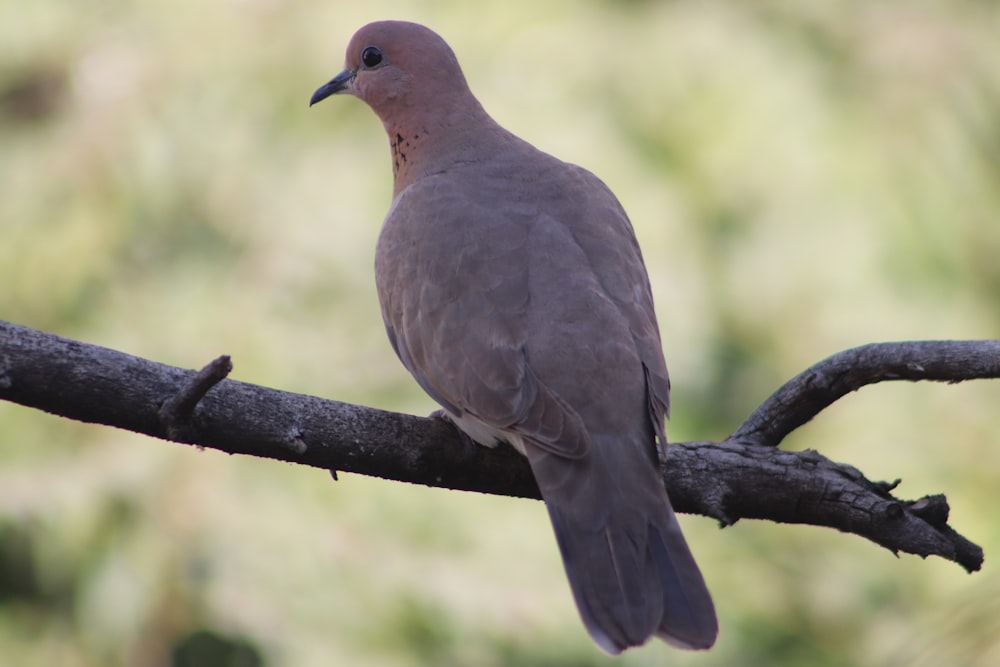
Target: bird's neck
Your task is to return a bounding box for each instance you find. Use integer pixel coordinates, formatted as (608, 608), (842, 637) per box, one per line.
(384, 124), (429, 193)
(381, 100), (505, 195)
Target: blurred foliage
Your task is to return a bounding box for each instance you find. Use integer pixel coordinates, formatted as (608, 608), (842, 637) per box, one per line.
(2, 0), (1000, 665)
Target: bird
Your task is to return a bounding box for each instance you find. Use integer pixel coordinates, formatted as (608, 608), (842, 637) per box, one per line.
(309, 20), (717, 654)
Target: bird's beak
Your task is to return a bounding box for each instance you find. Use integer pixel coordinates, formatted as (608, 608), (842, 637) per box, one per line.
(309, 69), (355, 106)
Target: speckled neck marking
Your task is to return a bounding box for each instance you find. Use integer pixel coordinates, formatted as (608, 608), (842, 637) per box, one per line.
(390, 129), (426, 178)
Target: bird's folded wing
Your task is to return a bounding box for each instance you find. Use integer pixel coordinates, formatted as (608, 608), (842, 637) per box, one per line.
(377, 177), (591, 459)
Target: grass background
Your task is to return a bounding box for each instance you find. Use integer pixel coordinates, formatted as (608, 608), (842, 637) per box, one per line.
(2, 1), (1000, 665)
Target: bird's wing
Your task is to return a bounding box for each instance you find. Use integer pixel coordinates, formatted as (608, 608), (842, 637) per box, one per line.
(375, 172), (591, 459)
(556, 164), (671, 457)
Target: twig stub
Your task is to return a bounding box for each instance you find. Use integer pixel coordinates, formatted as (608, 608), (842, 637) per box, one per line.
(158, 355), (233, 441)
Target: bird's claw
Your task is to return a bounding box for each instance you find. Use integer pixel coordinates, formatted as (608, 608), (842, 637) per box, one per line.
(430, 409), (479, 460)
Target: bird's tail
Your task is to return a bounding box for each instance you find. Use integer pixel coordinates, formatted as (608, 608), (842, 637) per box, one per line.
(529, 445), (717, 654)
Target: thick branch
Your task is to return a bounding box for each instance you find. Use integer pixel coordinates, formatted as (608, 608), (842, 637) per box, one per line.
(0, 320), (987, 572)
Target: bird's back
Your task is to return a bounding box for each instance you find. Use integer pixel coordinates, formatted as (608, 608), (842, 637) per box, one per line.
(375, 139), (717, 652)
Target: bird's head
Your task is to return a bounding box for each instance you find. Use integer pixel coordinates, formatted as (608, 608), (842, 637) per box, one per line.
(309, 20), (471, 122)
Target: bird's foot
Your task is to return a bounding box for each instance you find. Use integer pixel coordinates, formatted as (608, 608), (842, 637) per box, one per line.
(430, 409), (480, 460)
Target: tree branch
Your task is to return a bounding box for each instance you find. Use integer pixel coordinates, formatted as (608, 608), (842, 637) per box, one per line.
(0, 320), (990, 573)
(731, 340), (1000, 448)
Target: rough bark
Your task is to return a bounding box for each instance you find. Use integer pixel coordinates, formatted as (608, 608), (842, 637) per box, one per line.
(0, 320), (991, 573)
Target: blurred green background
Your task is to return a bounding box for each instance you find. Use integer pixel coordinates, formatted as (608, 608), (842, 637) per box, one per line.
(2, 0), (1000, 665)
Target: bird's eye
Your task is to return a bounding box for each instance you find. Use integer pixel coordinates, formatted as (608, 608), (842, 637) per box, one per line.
(361, 46), (383, 68)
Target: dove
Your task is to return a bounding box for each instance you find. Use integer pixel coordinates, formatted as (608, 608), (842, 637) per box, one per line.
(310, 20), (717, 654)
